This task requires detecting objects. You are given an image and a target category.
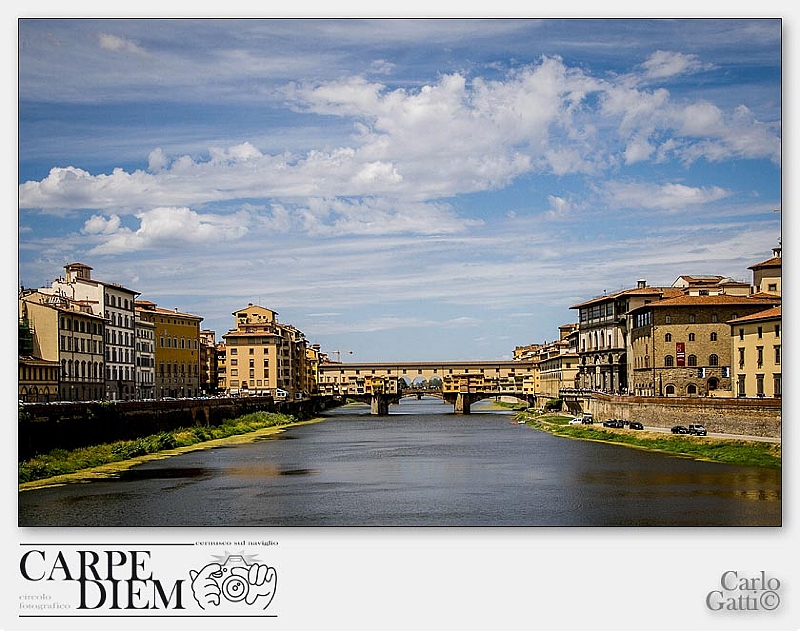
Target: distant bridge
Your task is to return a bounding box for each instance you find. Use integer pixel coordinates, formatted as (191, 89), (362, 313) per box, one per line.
(318, 360), (536, 414)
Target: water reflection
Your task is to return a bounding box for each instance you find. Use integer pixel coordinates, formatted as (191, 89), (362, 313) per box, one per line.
(18, 396), (781, 527)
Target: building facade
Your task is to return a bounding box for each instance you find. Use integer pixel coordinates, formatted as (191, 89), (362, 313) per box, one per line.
(136, 300), (203, 399)
(730, 306), (782, 399)
(134, 313), (156, 399)
(199, 330), (218, 395)
(19, 289), (106, 401)
(570, 282), (683, 394)
(40, 263), (138, 400)
(627, 294), (780, 397)
(222, 304), (309, 398)
(748, 246), (782, 296)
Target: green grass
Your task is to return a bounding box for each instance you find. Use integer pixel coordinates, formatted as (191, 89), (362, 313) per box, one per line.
(518, 413), (781, 469)
(19, 411), (296, 483)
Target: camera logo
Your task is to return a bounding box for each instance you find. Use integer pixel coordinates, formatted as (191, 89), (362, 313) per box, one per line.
(189, 554), (277, 611)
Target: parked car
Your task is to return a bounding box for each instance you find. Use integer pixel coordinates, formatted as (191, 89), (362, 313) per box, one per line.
(568, 418), (583, 425)
(629, 422), (644, 430)
(581, 417), (594, 425)
(671, 425), (689, 434)
(603, 419), (624, 428)
(688, 424), (708, 436)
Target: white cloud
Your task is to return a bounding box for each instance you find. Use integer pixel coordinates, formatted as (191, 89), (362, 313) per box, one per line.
(98, 33), (147, 55)
(640, 50), (712, 80)
(82, 213), (122, 235)
(147, 148), (169, 173)
(603, 181), (732, 211)
(86, 206), (249, 254)
(18, 56), (780, 231)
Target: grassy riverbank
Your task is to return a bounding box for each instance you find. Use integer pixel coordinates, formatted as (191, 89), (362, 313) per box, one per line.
(19, 411), (308, 487)
(517, 413), (781, 469)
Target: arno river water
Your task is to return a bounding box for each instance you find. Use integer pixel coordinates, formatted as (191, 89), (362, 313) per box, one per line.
(18, 397), (780, 527)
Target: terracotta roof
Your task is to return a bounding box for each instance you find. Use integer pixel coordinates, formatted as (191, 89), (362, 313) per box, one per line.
(569, 286), (675, 309)
(675, 274), (725, 283)
(636, 294), (779, 309)
(750, 291), (782, 300)
(135, 304), (203, 320)
(728, 306), (782, 324)
(748, 257), (782, 270)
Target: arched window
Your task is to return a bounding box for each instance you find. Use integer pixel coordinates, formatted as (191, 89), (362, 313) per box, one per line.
(710, 332), (717, 341)
(664, 355), (674, 367)
(665, 384), (675, 396)
(687, 384), (698, 395)
(688, 355), (697, 366)
(665, 333), (672, 342)
(688, 333), (695, 341)
(709, 354), (719, 366)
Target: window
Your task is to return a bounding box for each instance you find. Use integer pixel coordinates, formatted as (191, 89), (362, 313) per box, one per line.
(756, 374), (764, 397)
(739, 328), (744, 341)
(758, 326), (763, 339)
(709, 354), (719, 366)
(768, 283), (777, 292)
(738, 348), (745, 367)
(689, 314), (696, 323)
(737, 375), (746, 397)
(687, 384), (697, 395)
(774, 346), (780, 365)
(665, 384), (675, 396)
(665, 315), (671, 324)
(775, 324), (780, 337)
(757, 347), (763, 368)
(688, 333), (695, 342)
(688, 355), (697, 367)
(710, 332), (717, 341)
(773, 374), (782, 397)
(664, 355), (674, 367)
(665, 333), (672, 342)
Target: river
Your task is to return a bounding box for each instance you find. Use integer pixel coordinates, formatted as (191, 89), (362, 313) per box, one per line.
(17, 397), (781, 527)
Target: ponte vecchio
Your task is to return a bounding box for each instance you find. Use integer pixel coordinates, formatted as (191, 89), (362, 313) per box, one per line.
(317, 360), (536, 415)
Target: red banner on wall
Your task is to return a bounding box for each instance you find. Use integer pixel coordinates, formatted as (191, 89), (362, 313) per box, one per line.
(676, 342), (685, 366)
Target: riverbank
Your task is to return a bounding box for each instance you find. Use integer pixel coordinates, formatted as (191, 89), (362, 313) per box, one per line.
(19, 412), (325, 491)
(517, 412), (781, 468)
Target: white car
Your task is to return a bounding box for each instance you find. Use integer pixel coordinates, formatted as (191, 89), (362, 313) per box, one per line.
(568, 418), (584, 425)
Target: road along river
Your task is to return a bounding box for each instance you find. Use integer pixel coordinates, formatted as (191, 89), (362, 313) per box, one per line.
(18, 397), (780, 526)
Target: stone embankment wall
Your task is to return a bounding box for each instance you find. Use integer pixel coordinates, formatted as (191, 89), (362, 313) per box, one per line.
(585, 393), (781, 438)
(18, 396), (338, 460)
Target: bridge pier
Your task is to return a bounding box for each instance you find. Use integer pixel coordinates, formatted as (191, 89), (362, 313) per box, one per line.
(454, 392), (473, 414)
(370, 393), (390, 415)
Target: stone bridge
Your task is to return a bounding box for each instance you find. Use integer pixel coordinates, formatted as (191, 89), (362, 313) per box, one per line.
(318, 360), (536, 414)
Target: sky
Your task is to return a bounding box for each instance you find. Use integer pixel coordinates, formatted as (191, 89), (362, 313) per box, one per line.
(16, 18), (782, 362)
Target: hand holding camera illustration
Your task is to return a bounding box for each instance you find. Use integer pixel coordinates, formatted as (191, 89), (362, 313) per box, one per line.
(190, 555), (277, 610)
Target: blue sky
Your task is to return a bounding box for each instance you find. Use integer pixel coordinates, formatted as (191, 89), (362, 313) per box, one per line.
(17, 18), (782, 362)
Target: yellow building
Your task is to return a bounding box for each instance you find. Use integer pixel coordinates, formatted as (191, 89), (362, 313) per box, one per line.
(730, 306), (781, 399)
(536, 342), (580, 400)
(19, 289), (106, 401)
(136, 300), (203, 399)
(748, 246), (782, 296)
(222, 304), (309, 398)
(216, 342), (227, 393)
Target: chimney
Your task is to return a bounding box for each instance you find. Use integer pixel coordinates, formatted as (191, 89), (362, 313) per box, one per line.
(637, 279), (646, 289)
